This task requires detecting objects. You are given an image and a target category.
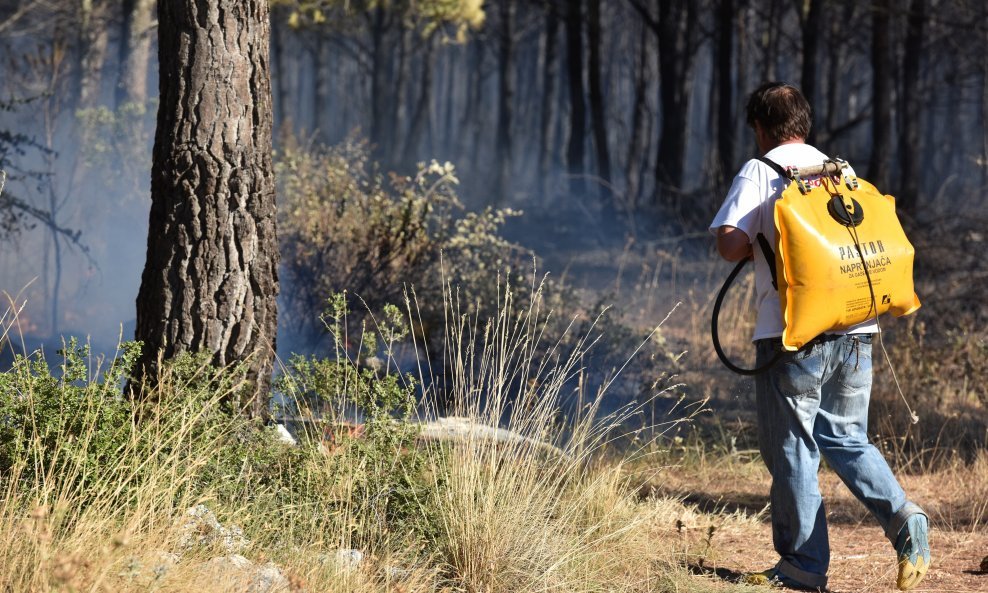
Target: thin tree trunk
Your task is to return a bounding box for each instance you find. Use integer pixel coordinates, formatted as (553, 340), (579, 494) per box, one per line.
(983, 1), (988, 192)
(868, 0), (892, 189)
(715, 0), (735, 187)
(538, 1), (560, 197)
(116, 0), (155, 108)
(271, 7), (288, 128)
(760, 0), (780, 81)
(442, 46), (457, 154)
(466, 42), (485, 173)
(899, 0), (924, 210)
(587, 0), (610, 191)
(135, 0), (279, 414)
(800, 0), (821, 142)
(655, 1), (696, 200)
(390, 27), (412, 165)
(404, 32), (438, 170)
(369, 7), (392, 159)
(494, 0), (516, 202)
(565, 0), (586, 194)
(625, 21), (651, 212)
(77, 0), (109, 110)
(315, 34), (332, 144)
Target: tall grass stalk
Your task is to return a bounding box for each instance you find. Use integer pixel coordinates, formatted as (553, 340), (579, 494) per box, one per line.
(401, 277), (702, 592)
(0, 279), (735, 592)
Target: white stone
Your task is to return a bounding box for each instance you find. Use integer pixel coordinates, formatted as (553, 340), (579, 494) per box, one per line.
(274, 423), (297, 445)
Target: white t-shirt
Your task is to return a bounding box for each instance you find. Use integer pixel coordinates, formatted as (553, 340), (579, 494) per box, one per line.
(709, 143), (877, 341)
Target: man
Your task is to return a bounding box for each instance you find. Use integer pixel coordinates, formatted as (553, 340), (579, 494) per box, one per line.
(709, 82), (931, 591)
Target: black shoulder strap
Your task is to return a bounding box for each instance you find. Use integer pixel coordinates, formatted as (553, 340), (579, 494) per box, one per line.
(757, 156), (791, 179)
(756, 232), (778, 291)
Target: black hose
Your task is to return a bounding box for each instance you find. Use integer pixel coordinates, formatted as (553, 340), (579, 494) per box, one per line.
(711, 257), (783, 375)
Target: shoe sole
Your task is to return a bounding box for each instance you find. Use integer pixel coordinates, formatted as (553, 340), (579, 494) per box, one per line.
(897, 555), (929, 591)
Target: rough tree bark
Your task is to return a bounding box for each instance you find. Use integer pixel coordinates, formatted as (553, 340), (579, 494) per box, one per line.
(134, 0), (279, 415)
(116, 0), (155, 108)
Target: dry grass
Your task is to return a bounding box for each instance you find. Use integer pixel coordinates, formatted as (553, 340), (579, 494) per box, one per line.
(0, 283), (774, 593)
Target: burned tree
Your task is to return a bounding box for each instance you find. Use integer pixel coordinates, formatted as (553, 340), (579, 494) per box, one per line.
(134, 0), (279, 414)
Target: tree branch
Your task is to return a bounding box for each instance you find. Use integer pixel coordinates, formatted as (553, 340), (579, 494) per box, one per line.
(625, 0), (659, 34)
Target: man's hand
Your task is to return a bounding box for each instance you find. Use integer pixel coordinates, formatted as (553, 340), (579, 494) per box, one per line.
(716, 226), (753, 262)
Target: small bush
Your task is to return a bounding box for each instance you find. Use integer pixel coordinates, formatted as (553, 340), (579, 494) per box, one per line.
(277, 135), (531, 352)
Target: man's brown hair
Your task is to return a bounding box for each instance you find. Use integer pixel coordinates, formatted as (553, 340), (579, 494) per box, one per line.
(745, 82), (811, 142)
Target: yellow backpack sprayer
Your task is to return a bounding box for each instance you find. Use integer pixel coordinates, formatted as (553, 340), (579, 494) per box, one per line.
(712, 157), (921, 376)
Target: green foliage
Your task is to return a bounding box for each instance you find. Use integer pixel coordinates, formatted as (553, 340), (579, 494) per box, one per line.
(75, 101), (154, 192)
(278, 0), (485, 40)
(277, 136), (529, 349)
(0, 95), (52, 240)
(0, 326), (436, 550)
(0, 339), (140, 486)
(271, 298), (437, 547)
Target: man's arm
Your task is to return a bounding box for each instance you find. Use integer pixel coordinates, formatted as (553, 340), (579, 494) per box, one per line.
(716, 225), (753, 262)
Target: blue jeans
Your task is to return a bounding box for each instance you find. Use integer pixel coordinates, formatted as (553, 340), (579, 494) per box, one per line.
(754, 333), (907, 589)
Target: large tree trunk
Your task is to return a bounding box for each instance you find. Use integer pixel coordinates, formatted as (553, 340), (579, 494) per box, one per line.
(898, 0), (924, 210)
(565, 0), (586, 194)
(135, 0), (279, 415)
(868, 0), (892, 189)
(116, 0), (155, 108)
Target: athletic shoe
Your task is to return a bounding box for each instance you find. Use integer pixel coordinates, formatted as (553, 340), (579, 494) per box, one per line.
(742, 567), (824, 591)
(895, 513), (931, 590)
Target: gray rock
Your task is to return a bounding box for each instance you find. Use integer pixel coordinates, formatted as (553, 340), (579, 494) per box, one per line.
(251, 562), (290, 592)
(179, 504), (250, 555)
(334, 548), (364, 571)
(209, 554), (253, 570)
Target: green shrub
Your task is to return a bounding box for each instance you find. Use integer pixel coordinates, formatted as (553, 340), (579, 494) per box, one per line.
(0, 339), (140, 487)
(276, 136), (531, 351)
(276, 138), (677, 419)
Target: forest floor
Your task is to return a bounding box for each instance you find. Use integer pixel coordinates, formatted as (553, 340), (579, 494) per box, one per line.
(654, 456), (988, 592)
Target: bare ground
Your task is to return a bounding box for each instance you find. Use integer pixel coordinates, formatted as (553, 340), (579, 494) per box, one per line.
(653, 460), (988, 592)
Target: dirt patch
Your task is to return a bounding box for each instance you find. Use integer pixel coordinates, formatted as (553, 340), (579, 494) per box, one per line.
(656, 460), (988, 591)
